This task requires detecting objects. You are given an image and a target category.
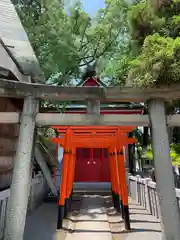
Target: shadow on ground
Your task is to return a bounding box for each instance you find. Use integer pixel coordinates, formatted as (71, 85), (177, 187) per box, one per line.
(24, 193), (162, 240)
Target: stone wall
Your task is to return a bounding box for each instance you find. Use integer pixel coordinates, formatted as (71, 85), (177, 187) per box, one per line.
(0, 173), (49, 239)
(28, 172), (49, 211)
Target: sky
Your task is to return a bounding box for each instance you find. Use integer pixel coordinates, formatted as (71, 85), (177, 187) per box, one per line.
(81, 0), (106, 15)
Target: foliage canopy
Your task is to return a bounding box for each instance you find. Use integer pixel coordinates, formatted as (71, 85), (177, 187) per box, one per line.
(14, 0), (180, 88)
(128, 0), (180, 87)
(15, 0), (129, 85)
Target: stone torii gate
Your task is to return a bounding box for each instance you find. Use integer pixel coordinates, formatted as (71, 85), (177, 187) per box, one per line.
(0, 78), (180, 240)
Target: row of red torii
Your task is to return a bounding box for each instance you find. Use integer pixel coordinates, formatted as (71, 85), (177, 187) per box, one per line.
(51, 125), (136, 230)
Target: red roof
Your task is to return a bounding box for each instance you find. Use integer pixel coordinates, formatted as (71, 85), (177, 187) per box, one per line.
(77, 76), (107, 87)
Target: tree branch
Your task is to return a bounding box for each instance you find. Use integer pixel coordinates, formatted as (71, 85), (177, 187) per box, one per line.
(80, 37), (94, 49)
(79, 17), (91, 50)
(79, 28), (121, 67)
(93, 35), (102, 57)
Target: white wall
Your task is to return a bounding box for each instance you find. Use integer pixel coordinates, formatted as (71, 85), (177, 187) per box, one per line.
(58, 146), (63, 164)
(56, 145), (64, 190)
(123, 146), (129, 186)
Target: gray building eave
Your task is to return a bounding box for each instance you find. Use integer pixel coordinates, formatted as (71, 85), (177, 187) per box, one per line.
(0, 0), (44, 83)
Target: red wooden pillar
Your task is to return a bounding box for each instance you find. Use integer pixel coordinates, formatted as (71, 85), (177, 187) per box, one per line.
(57, 128), (71, 229)
(109, 148), (114, 192)
(113, 148), (122, 213)
(69, 147), (76, 196)
(64, 146), (76, 215)
(117, 147), (130, 230)
(109, 146), (121, 212)
(109, 147), (115, 207)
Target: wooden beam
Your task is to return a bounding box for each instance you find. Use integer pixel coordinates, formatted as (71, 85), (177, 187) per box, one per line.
(1, 78), (180, 101)
(0, 156), (13, 168)
(0, 112), (20, 123)
(1, 112), (180, 127)
(0, 167), (13, 174)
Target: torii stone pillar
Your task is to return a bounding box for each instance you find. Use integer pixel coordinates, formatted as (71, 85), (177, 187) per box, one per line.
(87, 99), (100, 114)
(4, 96), (37, 240)
(148, 99), (180, 240)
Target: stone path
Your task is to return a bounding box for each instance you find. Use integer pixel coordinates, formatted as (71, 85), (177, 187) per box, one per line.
(24, 194), (162, 240)
(65, 195), (112, 240)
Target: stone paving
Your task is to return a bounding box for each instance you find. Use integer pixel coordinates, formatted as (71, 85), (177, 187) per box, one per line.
(24, 194), (162, 240)
(64, 195), (112, 240)
(107, 198), (162, 240)
(24, 202), (57, 240)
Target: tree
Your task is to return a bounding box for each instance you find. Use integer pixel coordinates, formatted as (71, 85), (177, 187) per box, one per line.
(127, 0), (180, 88)
(15, 0), (129, 85)
(123, 0), (180, 145)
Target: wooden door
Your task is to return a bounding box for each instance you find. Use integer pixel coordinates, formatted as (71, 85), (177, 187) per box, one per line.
(74, 148), (90, 182)
(74, 148), (110, 182)
(101, 149), (110, 182)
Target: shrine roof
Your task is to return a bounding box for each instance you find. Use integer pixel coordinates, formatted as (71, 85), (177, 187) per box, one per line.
(77, 76), (107, 87)
(0, 0), (44, 83)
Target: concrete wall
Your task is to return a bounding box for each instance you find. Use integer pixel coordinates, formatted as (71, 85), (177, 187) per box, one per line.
(0, 172), (48, 239)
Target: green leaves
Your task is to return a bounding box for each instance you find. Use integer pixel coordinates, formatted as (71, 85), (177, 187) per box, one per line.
(128, 34), (180, 87)
(128, 1), (165, 46)
(142, 144), (180, 166)
(16, 0), (80, 80)
(16, 0), (180, 88)
(125, 0), (180, 88)
(15, 0), (129, 85)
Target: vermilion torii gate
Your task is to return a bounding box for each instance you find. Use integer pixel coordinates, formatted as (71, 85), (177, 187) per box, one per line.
(51, 126), (136, 230)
